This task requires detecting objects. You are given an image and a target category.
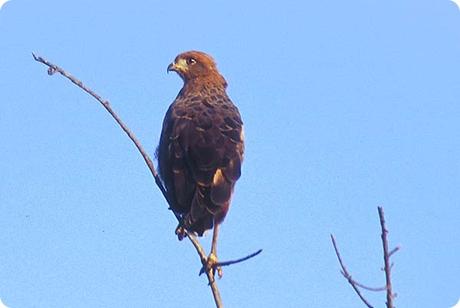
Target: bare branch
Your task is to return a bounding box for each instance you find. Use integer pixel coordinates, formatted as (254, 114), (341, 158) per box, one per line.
(330, 234), (375, 308)
(31, 53), (172, 210)
(331, 207), (398, 308)
(378, 206), (395, 308)
(32, 53), (224, 307)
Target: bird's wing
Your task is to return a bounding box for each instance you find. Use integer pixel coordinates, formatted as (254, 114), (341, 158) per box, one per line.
(159, 93), (243, 233)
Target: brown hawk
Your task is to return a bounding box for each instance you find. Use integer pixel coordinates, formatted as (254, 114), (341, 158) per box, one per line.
(158, 51), (244, 264)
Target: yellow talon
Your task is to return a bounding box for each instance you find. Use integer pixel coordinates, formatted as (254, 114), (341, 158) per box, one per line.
(206, 253), (223, 278)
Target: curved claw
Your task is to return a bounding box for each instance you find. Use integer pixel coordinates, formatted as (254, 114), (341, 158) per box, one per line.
(175, 225), (187, 241)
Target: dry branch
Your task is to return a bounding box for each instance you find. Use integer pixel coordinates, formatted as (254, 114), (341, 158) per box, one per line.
(378, 206), (396, 308)
(331, 207), (399, 308)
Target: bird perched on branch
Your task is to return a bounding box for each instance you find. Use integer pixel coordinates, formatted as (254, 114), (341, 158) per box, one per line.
(158, 51), (244, 269)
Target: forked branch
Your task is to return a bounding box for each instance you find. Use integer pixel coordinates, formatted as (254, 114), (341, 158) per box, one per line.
(331, 207), (399, 308)
(330, 234), (377, 308)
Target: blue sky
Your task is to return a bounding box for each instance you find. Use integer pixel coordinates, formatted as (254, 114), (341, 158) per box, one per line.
(1, 0), (459, 307)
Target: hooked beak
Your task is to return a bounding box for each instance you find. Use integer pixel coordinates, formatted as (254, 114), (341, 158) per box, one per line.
(167, 62), (176, 73)
(167, 58), (187, 74)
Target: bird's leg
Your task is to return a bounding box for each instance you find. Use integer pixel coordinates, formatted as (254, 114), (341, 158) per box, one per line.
(207, 221), (223, 278)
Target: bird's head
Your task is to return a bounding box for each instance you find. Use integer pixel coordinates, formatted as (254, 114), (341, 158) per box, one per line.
(167, 51), (227, 87)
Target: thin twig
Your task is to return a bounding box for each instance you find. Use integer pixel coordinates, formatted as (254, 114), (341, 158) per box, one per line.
(330, 234), (374, 308)
(217, 249), (263, 268)
(388, 246), (400, 257)
(32, 53), (223, 307)
(352, 281), (386, 292)
(378, 206), (394, 308)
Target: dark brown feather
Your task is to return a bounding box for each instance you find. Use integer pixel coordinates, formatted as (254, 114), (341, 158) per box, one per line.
(158, 51), (244, 236)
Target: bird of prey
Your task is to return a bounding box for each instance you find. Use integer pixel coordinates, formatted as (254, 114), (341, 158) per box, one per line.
(158, 51), (244, 267)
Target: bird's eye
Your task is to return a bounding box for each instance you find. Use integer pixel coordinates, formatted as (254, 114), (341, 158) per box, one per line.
(187, 58), (197, 65)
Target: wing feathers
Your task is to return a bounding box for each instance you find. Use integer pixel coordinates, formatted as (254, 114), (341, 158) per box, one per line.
(210, 168), (232, 205)
(158, 90), (243, 235)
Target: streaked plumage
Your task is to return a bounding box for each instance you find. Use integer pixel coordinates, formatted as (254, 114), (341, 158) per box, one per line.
(158, 51), (244, 238)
